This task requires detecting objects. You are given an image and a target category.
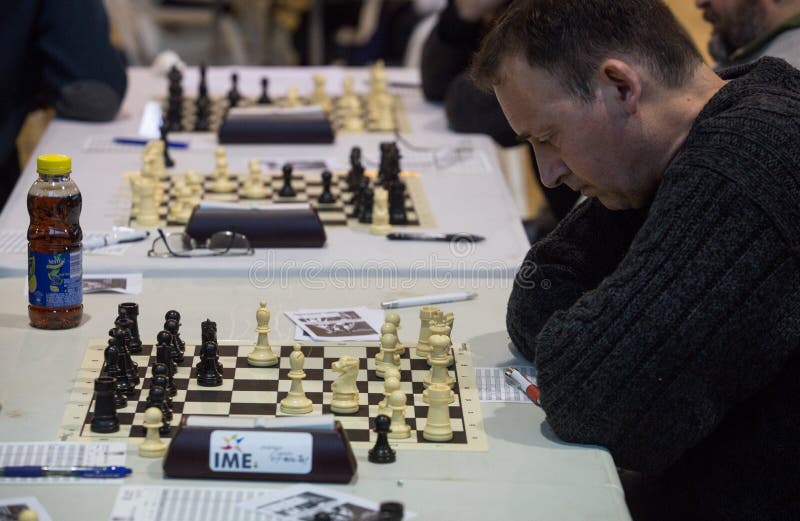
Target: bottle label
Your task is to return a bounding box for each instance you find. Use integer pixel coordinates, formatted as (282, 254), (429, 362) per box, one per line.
(28, 250), (82, 307)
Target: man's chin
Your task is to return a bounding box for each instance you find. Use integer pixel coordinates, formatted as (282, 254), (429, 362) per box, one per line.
(708, 33), (734, 65)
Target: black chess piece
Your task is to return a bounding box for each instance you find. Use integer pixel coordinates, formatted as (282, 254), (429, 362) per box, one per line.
(197, 63), (209, 100)
(146, 385), (173, 434)
(196, 341), (223, 387)
(112, 327), (140, 387)
(317, 170), (336, 204)
(388, 181), (408, 225)
(165, 310), (186, 353)
(201, 319), (217, 344)
(258, 77), (272, 104)
(118, 302), (142, 353)
(160, 123), (175, 168)
(358, 187), (374, 223)
(166, 65), (184, 131)
(90, 377), (120, 433)
(350, 177), (370, 216)
(313, 513), (332, 521)
(151, 375), (173, 408)
(227, 72), (241, 107)
(163, 320), (182, 363)
(103, 341), (132, 402)
(346, 146), (365, 191)
(279, 163), (296, 197)
(378, 502), (404, 521)
(152, 362), (177, 397)
(156, 330), (177, 375)
(368, 414), (395, 463)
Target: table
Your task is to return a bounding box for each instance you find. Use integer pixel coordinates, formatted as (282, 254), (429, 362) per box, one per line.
(0, 276), (630, 520)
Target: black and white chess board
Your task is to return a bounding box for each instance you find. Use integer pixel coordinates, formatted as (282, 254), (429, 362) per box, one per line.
(59, 341), (488, 451)
(122, 169), (434, 230)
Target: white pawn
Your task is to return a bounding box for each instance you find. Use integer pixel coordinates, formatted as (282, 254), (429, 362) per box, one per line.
(280, 344), (313, 414)
(385, 312), (404, 356)
(243, 158), (267, 199)
(330, 356), (360, 414)
(17, 509), (38, 521)
(428, 320), (454, 368)
(380, 322), (401, 364)
(139, 407), (168, 458)
(247, 300), (279, 367)
(309, 73), (331, 112)
(378, 366), (401, 417)
(369, 187), (391, 235)
(284, 85), (302, 108)
(375, 333), (399, 378)
(387, 389), (411, 439)
(423, 383), (454, 442)
(184, 169), (203, 206)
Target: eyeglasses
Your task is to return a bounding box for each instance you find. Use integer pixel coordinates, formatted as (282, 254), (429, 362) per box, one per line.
(147, 229), (254, 258)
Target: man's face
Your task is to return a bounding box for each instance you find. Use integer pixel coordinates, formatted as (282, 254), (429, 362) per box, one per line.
(493, 55), (655, 210)
(695, 0), (768, 63)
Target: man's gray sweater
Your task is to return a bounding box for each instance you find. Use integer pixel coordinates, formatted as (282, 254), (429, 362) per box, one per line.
(506, 57), (800, 520)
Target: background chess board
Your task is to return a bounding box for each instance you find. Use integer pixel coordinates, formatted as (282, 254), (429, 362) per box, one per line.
(58, 341), (488, 451)
(121, 169), (435, 230)
(161, 95), (409, 134)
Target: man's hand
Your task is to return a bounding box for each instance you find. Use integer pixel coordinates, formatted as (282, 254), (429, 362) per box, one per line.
(454, 0), (508, 22)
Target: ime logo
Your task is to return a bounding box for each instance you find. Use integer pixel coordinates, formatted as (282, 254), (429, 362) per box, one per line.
(214, 434), (254, 469)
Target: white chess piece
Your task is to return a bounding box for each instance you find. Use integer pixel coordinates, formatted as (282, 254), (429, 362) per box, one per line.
(280, 344), (313, 414)
(380, 322), (402, 364)
(139, 407), (168, 457)
(425, 330), (456, 397)
(330, 356), (360, 414)
(375, 332), (399, 378)
(17, 509), (38, 521)
(284, 85), (302, 107)
(242, 158), (267, 199)
(369, 187), (391, 235)
(184, 169), (203, 206)
(309, 73), (331, 112)
(416, 306), (441, 358)
(378, 366), (402, 417)
(423, 383), (454, 442)
(135, 177), (160, 228)
(168, 183), (194, 224)
(385, 313), (404, 355)
(247, 300), (279, 367)
(387, 389), (411, 439)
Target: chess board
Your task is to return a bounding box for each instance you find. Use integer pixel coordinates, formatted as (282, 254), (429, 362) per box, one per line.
(119, 169), (435, 230)
(58, 341), (488, 452)
(161, 95), (410, 134)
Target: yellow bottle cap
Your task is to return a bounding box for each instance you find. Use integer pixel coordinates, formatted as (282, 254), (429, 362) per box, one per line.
(37, 154), (72, 175)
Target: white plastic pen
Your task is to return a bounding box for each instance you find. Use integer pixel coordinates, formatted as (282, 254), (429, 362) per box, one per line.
(380, 292), (478, 309)
(82, 230), (149, 250)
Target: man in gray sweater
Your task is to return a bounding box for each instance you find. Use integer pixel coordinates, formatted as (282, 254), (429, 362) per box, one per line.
(472, 0), (800, 519)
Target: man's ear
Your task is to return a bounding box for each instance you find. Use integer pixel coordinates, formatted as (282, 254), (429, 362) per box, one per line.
(597, 59), (642, 115)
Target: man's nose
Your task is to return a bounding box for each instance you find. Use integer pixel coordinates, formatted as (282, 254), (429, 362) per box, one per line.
(536, 149), (568, 189)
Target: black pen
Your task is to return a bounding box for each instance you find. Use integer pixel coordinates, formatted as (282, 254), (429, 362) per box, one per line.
(386, 232), (485, 242)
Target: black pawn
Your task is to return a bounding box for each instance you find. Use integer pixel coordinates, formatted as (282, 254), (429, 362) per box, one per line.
(146, 385), (173, 423)
(156, 331), (177, 375)
(313, 514), (332, 521)
(279, 163), (296, 197)
(103, 342), (132, 400)
(151, 375), (173, 408)
(317, 170), (336, 204)
(118, 302), (142, 353)
(227, 72), (241, 107)
(368, 414), (395, 463)
(358, 187), (374, 223)
(346, 146), (365, 191)
(388, 182), (408, 225)
(197, 341), (223, 387)
(152, 362), (177, 397)
(258, 77), (272, 104)
(163, 320), (182, 363)
(378, 502), (404, 521)
(197, 62), (209, 100)
(160, 123), (175, 168)
(165, 310), (186, 353)
(90, 377), (120, 433)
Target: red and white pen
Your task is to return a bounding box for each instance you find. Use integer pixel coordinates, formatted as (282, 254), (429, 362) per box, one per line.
(504, 367), (541, 405)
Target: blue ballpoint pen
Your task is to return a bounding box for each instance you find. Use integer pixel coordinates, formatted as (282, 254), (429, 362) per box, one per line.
(0, 465), (132, 478)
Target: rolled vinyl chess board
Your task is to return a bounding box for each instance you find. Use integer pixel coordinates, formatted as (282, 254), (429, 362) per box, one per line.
(161, 95), (410, 134)
(121, 169), (435, 230)
(59, 341), (488, 451)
